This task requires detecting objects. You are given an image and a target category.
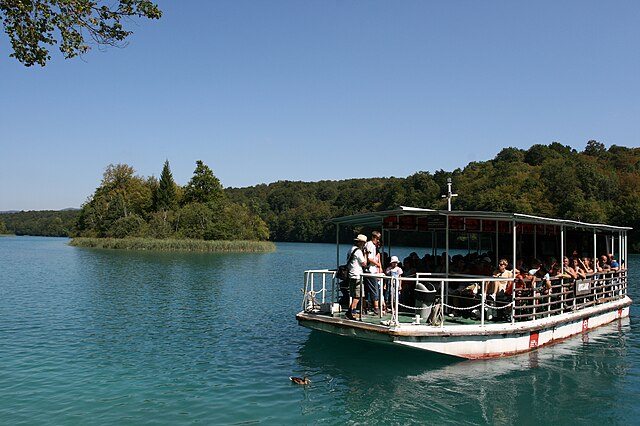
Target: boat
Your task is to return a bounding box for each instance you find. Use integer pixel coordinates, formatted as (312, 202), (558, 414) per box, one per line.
(296, 199), (632, 359)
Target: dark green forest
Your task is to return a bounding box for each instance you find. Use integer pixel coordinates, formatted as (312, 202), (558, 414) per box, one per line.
(226, 141), (640, 247)
(2, 141), (639, 249)
(0, 209), (78, 237)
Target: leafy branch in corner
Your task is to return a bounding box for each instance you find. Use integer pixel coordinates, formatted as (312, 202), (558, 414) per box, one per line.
(0, 0), (162, 66)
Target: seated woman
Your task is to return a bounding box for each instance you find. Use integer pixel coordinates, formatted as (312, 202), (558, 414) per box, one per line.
(490, 258), (514, 300)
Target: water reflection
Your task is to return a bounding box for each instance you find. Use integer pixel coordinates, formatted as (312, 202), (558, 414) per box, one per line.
(296, 319), (634, 424)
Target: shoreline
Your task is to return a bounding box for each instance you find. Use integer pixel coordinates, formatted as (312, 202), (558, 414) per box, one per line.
(69, 237), (276, 253)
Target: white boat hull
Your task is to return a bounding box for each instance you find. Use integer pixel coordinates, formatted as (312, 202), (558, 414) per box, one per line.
(296, 296), (632, 359)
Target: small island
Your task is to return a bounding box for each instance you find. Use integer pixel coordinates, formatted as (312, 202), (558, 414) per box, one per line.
(71, 160), (274, 253)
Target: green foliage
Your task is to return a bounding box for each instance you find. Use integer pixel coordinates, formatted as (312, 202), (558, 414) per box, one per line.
(1, 0), (162, 67)
(74, 160), (269, 243)
(0, 210), (79, 236)
(153, 160), (178, 211)
(6, 143), (640, 250)
(182, 160), (225, 206)
(76, 163), (153, 237)
(0, 220), (8, 234)
(584, 140), (607, 157)
(226, 142), (640, 247)
(108, 214), (147, 238)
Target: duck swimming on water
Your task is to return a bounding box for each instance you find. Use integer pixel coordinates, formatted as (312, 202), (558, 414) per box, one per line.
(289, 376), (311, 385)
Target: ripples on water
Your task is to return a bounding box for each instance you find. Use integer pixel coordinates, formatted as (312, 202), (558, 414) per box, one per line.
(1, 237), (639, 424)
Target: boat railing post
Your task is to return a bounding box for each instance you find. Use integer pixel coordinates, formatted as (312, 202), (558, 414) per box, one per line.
(480, 280), (486, 326)
(511, 278), (516, 325)
(440, 279), (445, 328)
(560, 278), (565, 312)
(379, 275), (384, 318)
(394, 276), (400, 325)
(302, 271), (309, 310)
(390, 277), (395, 324)
(532, 288), (537, 322)
(310, 273), (315, 309)
(359, 276), (363, 321)
(321, 272), (326, 304)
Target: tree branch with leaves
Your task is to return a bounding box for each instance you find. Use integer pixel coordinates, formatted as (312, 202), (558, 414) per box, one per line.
(1, 0), (162, 66)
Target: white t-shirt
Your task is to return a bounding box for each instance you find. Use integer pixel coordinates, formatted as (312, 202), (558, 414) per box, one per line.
(365, 241), (378, 274)
(347, 246), (366, 279)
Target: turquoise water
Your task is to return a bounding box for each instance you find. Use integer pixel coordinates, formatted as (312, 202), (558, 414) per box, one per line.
(1, 237), (639, 425)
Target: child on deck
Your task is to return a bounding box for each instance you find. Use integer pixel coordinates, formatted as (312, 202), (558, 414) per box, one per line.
(384, 256), (403, 312)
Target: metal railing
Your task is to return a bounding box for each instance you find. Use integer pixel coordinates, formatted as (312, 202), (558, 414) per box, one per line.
(301, 269), (629, 327)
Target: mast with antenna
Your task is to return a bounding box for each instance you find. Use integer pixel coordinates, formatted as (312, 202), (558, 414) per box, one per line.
(442, 178), (458, 211)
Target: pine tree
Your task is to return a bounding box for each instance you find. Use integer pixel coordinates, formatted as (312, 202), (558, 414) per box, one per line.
(154, 160), (178, 211)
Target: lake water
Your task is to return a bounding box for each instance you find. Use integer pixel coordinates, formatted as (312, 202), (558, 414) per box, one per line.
(1, 237), (639, 425)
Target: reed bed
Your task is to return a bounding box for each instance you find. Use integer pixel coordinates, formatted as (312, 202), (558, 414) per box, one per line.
(69, 237), (276, 253)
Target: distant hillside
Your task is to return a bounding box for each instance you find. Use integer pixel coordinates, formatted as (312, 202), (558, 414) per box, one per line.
(2, 141), (638, 250)
(226, 141), (640, 248)
(0, 210), (80, 237)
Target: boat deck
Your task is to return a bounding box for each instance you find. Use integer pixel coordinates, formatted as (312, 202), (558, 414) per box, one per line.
(336, 310), (482, 326)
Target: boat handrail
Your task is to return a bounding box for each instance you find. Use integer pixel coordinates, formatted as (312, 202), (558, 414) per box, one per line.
(301, 268), (628, 327)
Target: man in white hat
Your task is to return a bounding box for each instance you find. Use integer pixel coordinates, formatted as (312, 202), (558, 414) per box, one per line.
(346, 234), (368, 320)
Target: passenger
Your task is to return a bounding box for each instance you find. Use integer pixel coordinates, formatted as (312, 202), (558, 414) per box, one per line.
(490, 258), (514, 300)
(451, 255), (466, 273)
(384, 256), (403, 311)
(560, 256), (578, 279)
(597, 255), (611, 272)
(422, 254), (434, 272)
(346, 234), (368, 320)
(363, 231), (382, 315)
(609, 254), (620, 271)
(529, 258), (551, 295)
(433, 252), (448, 274)
(422, 254), (433, 272)
(478, 256), (494, 277)
(402, 255), (417, 277)
(570, 257), (587, 279)
(580, 257), (594, 274)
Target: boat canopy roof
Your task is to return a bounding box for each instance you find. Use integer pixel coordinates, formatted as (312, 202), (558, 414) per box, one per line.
(329, 206), (632, 232)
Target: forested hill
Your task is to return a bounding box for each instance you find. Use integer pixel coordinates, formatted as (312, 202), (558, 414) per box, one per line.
(226, 141), (640, 246)
(0, 210), (79, 237)
(2, 141), (639, 248)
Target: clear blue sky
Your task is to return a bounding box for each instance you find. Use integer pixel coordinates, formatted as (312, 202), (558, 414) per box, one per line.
(1, 1), (639, 211)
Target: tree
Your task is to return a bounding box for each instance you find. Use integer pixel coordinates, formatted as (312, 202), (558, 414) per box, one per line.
(153, 159), (178, 211)
(1, 0), (162, 67)
(76, 163), (152, 236)
(584, 140), (606, 157)
(182, 160), (225, 205)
